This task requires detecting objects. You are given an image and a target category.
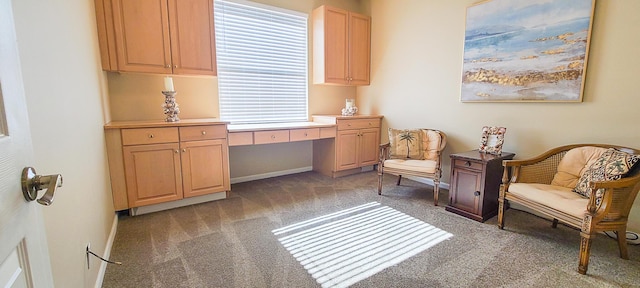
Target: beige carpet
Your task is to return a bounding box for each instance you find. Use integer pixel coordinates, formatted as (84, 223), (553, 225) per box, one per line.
(102, 171), (640, 287)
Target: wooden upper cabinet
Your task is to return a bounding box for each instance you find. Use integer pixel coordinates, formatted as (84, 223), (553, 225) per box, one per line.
(313, 5), (370, 86)
(94, 0), (217, 76)
(111, 0), (172, 74)
(95, 0), (118, 71)
(168, 0), (217, 75)
(348, 13), (371, 86)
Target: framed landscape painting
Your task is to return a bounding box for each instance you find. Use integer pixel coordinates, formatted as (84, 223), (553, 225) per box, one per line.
(460, 0), (595, 102)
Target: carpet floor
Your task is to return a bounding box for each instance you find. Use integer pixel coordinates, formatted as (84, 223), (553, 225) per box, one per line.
(102, 171), (640, 287)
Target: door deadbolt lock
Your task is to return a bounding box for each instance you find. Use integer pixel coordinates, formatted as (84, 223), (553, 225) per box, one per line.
(21, 167), (63, 206)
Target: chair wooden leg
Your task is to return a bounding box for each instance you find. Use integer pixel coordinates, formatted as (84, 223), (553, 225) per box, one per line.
(617, 229), (629, 259)
(377, 171), (383, 195)
(578, 232), (594, 275)
(552, 219), (558, 228)
(497, 187), (506, 229)
(433, 179), (439, 206)
(497, 199), (505, 229)
(396, 175), (402, 186)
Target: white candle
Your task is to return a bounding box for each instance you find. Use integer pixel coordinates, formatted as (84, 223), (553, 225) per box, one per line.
(164, 76), (174, 91)
(346, 99), (355, 108)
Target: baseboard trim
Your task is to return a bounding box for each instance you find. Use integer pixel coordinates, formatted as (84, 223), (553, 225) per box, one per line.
(231, 166), (313, 184)
(403, 175), (450, 190)
(95, 214), (118, 288)
(130, 192), (227, 216)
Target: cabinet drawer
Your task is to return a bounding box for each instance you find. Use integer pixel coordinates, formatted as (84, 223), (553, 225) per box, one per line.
(180, 125), (226, 141)
(337, 118), (380, 130)
(290, 128), (320, 142)
(228, 132), (253, 146)
(121, 127), (179, 145)
(254, 130), (290, 144)
(319, 127), (336, 138)
(454, 159), (483, 171)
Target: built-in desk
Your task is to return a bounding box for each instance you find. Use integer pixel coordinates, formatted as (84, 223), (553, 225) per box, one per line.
(227, 122), (337, 146)
(227, 116), (383, 178)
(104, 117), (382, 213)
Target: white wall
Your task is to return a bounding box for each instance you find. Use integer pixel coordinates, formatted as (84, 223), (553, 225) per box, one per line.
(12, 0), (114, 287)
(358, 0), (640, 231)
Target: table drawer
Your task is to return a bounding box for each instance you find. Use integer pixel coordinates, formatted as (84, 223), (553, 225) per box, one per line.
(254, 130), (290, 144)
(228, 132), (253, 146)
(290, 128), (319, 142)
(453, 159), (483, 171)
(121, 127), (179, 145)
(179, 125), (226, 141)
(319, 127), (336, 138)
(337, 118), (380, 130)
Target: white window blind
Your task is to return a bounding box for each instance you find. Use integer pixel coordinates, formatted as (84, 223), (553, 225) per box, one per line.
(214, 0), (308, 124)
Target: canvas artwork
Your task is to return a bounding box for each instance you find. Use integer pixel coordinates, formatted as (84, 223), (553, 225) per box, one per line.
(460, 0), (595, 102)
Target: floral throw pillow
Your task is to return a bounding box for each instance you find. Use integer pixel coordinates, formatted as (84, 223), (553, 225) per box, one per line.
(388, 129), (423, 159)
(573, 148), (640, 203)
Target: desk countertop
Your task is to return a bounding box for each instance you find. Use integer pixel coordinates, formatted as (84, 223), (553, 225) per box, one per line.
(104, 118), (227, 129)
(227, 122), (335, 132)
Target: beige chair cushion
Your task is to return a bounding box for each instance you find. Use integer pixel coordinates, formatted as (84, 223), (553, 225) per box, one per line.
(508, 183), (588, 218)
(388, 128), (423, 159)
(422, 129), (441, 161)
(551, 146), (608, 188)
(384, 159), (437, 174)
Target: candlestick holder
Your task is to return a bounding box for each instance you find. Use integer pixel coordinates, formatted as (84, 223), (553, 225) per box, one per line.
(162, 91), (180, 122)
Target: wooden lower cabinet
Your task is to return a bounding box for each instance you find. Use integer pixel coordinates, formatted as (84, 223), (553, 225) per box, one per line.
(105, 120), (230, 211)
(123, 143), (183, 207)
(336, 127), (379, 170)
(312, 115), (382, 177)
(181, 139), (229, 198)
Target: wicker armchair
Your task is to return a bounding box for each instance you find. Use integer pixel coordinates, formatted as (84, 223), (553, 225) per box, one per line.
(377, 129), (447, 205)
(497, 144), (640, 275)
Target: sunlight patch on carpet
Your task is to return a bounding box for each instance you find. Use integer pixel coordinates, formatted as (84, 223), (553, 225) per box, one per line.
(272, 202), (453, 288)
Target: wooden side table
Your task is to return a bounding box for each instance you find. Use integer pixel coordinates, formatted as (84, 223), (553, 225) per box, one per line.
(446, 150), (515, 222)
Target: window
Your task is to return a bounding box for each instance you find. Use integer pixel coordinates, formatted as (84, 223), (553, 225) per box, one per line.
(214, 0), (308, 124)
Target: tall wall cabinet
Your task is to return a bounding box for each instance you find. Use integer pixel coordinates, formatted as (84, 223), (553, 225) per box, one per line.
(105, 120), (230, 211)
(94, 0), (217, 76)
(312, 5), (371, 86)
(312, 115), (382, 177)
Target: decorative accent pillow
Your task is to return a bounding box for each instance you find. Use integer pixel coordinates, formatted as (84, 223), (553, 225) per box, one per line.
(388, 129), (424, 159)
(573, 148), (640, 202)
(422, 129), (442, 161)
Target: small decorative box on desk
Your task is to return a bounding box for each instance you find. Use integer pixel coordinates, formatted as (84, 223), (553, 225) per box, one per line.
(446, 150), (515, 222)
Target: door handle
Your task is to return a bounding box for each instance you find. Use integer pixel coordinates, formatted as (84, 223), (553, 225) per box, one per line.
(21, 167), (63, 206)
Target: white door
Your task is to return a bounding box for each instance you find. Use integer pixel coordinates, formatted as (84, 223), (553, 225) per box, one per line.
(0, 0), (55, 286)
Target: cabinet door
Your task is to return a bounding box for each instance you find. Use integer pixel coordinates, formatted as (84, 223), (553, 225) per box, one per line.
(336, 129), (359, 170)
(359, 127), (379, 166)
(321, 6), (349, 84)
(181, 139), (230, 198)
(111, 0), (172, 73)
(123, 143), (183, 207)
(348, 12), (370, 85)
(168, 0), (217, 76)
(450, 168), (481, 214)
